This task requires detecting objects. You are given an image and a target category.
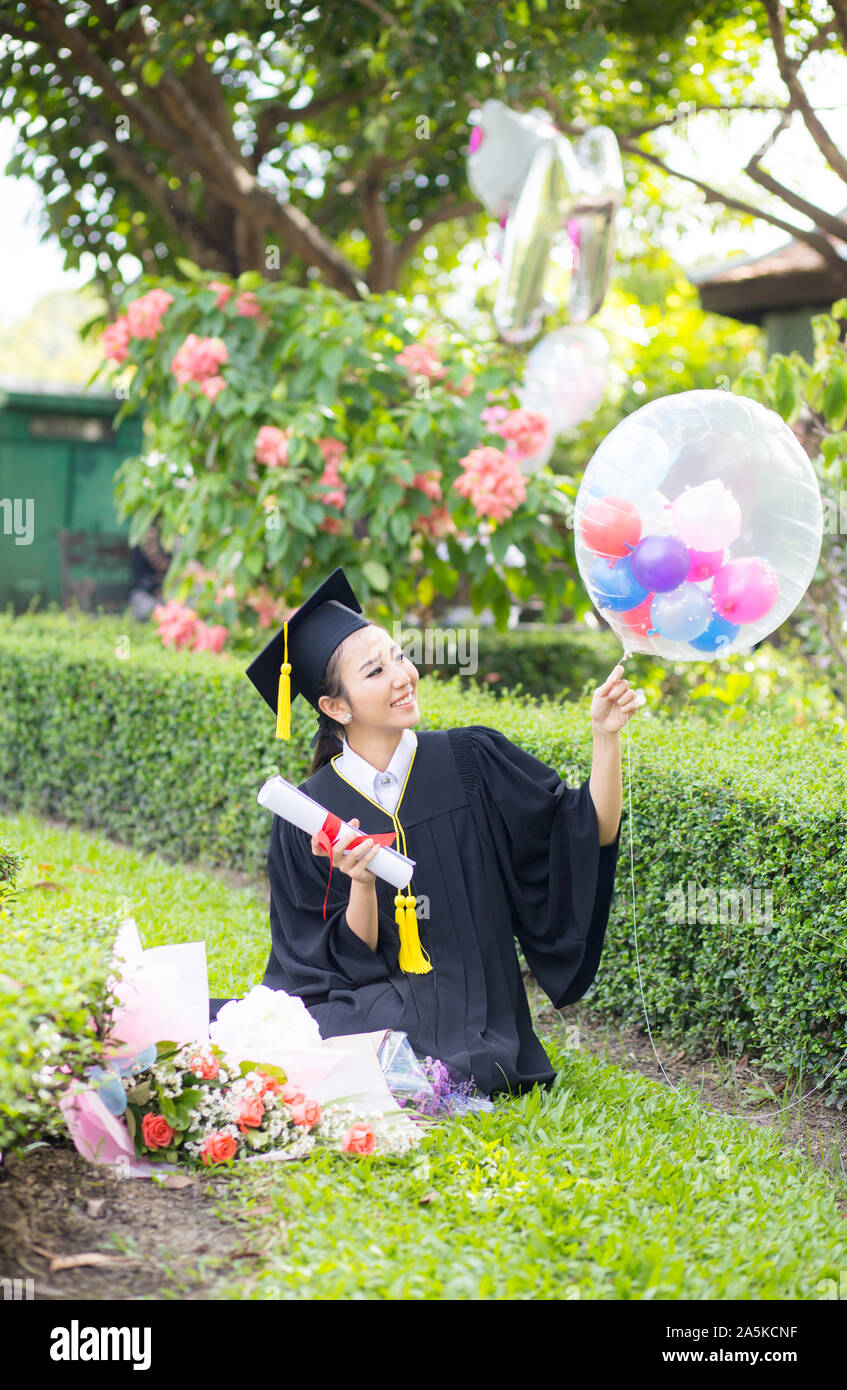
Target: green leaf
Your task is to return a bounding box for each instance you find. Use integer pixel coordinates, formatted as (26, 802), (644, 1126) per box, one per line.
(823, 360), (847, 431)
(362, 560), (391, 591)
(175, 258), (205, 283)
(389, 512), (410, 545)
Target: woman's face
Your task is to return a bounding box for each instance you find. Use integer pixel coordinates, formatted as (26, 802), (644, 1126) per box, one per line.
(322, 625), (419, 732)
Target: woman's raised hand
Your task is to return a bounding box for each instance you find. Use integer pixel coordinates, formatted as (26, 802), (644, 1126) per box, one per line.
(310, 817), (381, 884)
(590, 662), (643, 734)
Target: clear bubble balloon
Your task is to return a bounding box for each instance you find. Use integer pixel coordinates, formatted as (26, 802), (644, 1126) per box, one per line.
(574, 389), (823, 660)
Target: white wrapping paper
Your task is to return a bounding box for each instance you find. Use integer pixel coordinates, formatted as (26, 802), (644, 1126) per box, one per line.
(257, 774), (415, 890)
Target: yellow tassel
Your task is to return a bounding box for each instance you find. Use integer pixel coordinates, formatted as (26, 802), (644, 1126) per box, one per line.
(397, 890), (432, 974)
(275, 621), (291, 741)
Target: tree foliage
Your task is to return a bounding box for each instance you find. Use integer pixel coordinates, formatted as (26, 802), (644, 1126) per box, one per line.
(2, 0), (845, 307)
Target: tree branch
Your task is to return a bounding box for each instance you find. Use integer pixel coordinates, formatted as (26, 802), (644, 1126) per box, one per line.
(395, 196), (482, 267)
(617, 136), (847, 277)
(763, 0), (847, 185)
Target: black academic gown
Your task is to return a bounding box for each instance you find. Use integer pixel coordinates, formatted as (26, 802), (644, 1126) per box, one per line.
(262, 725), (622, 1097)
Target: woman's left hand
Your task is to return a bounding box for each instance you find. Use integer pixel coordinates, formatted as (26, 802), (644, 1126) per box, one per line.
(590, 662), (641, 734)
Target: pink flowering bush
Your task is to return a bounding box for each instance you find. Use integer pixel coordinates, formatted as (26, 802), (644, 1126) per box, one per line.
(152, 600), (228, 654)
(98, 269), (574, 631)
(454, 446), (527, 523)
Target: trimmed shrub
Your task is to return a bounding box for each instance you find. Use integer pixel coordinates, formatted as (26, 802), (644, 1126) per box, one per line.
(2, 612), (846, 1103)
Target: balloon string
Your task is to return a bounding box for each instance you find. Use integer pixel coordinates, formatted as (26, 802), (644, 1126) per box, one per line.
(620, 652), (847, 1120)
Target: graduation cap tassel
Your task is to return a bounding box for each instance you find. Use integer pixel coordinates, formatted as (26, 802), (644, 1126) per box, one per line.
(397, 888), (432, 974)
(275, 620), (292, 741)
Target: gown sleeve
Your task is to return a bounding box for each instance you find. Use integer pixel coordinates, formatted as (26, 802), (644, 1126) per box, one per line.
(456, 723), (622, 1010)
(264, 807), (399, 1006)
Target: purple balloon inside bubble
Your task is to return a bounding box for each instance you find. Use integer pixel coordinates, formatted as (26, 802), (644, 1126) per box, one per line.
(629, 534), (691, 593)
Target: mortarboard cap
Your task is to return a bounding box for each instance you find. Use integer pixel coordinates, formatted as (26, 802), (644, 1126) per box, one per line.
(245, 567), (372, 740)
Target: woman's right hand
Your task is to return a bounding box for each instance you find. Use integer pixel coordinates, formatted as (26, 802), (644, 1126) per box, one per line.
(310, 818), (380, 885)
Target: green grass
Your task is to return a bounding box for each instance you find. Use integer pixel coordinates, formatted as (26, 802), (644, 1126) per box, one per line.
(3, 808), (846, 1301)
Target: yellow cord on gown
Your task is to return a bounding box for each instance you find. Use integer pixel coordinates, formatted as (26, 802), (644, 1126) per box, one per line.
(331, 747), (432, 974)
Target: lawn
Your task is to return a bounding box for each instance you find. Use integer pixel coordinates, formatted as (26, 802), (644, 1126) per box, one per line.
(2, 808), (845, 1301)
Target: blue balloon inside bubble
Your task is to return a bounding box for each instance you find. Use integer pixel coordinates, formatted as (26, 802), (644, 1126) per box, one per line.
(589, 554), (649, 612)
(687, 613), (740, 653)
(650, 583), (713, 641)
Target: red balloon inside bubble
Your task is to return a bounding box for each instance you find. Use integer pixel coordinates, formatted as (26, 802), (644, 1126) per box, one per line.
(618, 591), (655, 636)
(579, 496), (642, 559)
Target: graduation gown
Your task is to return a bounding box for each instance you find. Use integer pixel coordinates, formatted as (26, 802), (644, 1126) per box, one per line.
(262, 724), (622, 1097)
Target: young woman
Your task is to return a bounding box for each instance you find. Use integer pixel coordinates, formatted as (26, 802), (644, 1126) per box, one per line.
(238, 567), (638, 1098)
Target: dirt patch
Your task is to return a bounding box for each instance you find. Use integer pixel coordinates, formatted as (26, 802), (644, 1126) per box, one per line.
(0, 1142), (258, 1301)
(528, 981), (847, 1196)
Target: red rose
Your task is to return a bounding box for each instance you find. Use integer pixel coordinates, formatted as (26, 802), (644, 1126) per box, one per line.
(341, 1121), (376, 1155)
(289, 1098), (321, 1130)
(200, 1131), (238, 1165)
(237, 1095), (266, 1132)
(141, 1112), (176, 1150)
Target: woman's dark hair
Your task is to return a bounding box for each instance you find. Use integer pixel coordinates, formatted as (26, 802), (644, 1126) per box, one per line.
(309, 640), (352, 774)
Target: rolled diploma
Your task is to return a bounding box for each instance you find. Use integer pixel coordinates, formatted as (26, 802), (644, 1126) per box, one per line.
(257, 775), (415, 891)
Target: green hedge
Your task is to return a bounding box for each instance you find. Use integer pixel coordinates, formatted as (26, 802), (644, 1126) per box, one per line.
(0, 902), (118, 1154)
(2, 612), (846, 1104)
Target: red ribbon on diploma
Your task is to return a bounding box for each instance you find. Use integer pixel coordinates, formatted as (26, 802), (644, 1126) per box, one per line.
(315, 812), (397, 920)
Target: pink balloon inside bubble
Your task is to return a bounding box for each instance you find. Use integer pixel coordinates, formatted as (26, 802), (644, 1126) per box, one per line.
(671, 479), (742, 551)
(711, 556), (779, 624)
(469, 125), (484, 154)
(687, 547), (725, 582)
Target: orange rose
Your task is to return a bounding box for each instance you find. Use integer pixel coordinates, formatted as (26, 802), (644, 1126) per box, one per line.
(141, 1113), (176, 1150)
(341, 1121), (376, 1155)
(237, 1095), (266, 1132)
(255, 1070), (282, 1098)
(189, 1052), (220, 1080)
(289, 1098), (321, 1130)
(200, 1131), (238, 1165)
(281, 1082), (305, 1107)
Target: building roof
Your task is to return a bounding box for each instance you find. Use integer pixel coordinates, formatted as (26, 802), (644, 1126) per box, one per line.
(690, 212), (847, 322)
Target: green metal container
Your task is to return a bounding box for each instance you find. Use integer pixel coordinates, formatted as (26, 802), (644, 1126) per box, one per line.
(0, 383), (144, 612)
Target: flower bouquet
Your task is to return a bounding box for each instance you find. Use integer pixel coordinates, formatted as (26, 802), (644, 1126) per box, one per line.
(63, 1039), (419, 1171)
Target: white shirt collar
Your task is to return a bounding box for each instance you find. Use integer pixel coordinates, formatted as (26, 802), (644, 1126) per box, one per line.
(337, 726), (417, 807)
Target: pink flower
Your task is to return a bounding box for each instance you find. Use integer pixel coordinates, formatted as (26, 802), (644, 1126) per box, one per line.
(253, 1070), (282, 1098)
(453, 446), (527, 523)
(341, 1121), (376, 1155)
(152, 600), (200, 650)
(101, 316), (131, 363)
(415, 503), (455, 539)
(480, 404), (509, 430)
(247, 587), (283, 628)
(235, 290), (263, 318)
(255, 426), (291, 467)
(495, 409), (551, 459)
(193, 622), (228, 653)
(317, 465), (346, 510)
(126, 288), (173, 340)
(446, 372), (474, 397)
(411, 468), (443, 502)
(141, 1112), (175, 1150)
(319, 516), (344, 535)
(208, 280), (234, 309)
(213, 582), (236, 605)
(317, 437), (346, 468)
(289, 1098), (321, 1130)
(188, 1051), (220, 1080)
(200, 375), (227, 402)
(171, 334), (229, 387)
(200, 1131), (237, 1166)
(281, 1082), (305, 1107)
(237, 1095), (266, 1132)
(395, 337), (446, 381)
